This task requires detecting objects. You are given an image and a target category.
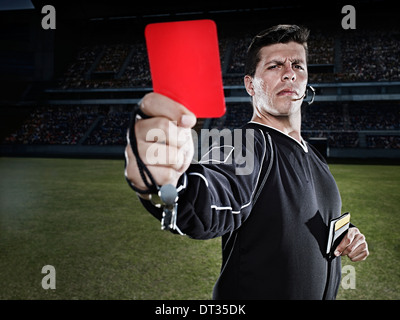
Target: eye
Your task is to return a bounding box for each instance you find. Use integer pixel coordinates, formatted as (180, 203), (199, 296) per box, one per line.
(294, 64), (304, 70)
(267, 65), (278, 70)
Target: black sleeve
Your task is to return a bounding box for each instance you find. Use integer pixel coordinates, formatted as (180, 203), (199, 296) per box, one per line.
(140, 126), (272, 240)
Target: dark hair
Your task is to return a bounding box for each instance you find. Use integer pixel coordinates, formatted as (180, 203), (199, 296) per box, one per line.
(245, 24), (310, 77)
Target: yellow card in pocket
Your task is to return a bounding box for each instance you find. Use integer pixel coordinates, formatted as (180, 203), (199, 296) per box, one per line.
(326, 212), (351, 258)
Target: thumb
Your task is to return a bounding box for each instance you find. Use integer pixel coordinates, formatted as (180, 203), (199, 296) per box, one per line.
(334, 229), (354, 256)
(140, 93), (197, 128)
(180, 113), (197, 128)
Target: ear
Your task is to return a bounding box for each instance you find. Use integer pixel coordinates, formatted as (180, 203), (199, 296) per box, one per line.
(244, 75), (255, 96)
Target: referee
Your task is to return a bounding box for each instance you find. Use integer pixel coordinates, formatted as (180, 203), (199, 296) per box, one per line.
(125, 24), (369, 299)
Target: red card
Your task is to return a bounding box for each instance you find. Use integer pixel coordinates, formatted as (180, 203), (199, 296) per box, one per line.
(145, 19), (226, 118)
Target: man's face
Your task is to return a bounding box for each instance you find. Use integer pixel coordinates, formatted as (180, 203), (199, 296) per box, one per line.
(245, 41), (308, 117)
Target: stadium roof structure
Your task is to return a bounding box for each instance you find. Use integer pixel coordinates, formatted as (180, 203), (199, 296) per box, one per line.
(28, 0), (395, 24)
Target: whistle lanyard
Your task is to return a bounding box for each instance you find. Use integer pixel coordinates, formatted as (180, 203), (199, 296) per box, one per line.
(125, 105), (159, 195)
(124, 105), (181, 233)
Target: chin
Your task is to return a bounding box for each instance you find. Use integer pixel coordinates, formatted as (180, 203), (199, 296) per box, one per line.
(264, 107), (298, 117)
(276, 100), (302, 116)
(255, 98), (302, 118)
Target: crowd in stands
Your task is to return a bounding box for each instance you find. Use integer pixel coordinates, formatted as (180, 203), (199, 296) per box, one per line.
(95, 44), (130, 73)
(226, 35), (252, 75)
(3, 106), (100, 145)
(84, 109), (130, 145)
(121, 43), (152, 87)
(307, 32), (335, 65)
(2, 105), (132, 146)
(3, 24), (399, 151)
(367, 135), (400, 149)
(209, 102), (399, 149)
(2, 102), (399, 150)
(302, 103), (344, 131)
(58, 43), (152, 89)
(328, 132), (360, 148)
(55, 27), (400, 89)
(339, 31), (400, 82)
(58, 45), (102, 89)
(348, 103), (399, 130)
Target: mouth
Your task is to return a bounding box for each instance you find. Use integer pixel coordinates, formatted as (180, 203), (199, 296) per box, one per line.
(277, 89), (298, 96)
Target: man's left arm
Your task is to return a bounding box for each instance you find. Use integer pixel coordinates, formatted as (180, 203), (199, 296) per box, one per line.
(334, 227), (369, 261)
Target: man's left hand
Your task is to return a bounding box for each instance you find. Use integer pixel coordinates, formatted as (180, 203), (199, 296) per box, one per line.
(334, 227), (369, 261)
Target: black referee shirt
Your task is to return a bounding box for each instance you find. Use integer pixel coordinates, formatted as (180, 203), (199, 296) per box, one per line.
(141, 122), (343, 300)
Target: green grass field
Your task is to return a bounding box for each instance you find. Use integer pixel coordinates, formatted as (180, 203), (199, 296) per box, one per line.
(0, 157), (399, 300)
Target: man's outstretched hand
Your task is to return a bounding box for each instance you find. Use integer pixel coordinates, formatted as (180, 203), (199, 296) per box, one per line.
(125, 93), (197, 196)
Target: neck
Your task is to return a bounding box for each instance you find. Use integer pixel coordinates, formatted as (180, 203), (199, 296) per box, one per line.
(251, 109), (302, 142)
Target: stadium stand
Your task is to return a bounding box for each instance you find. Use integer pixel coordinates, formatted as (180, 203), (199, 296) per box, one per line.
(3, 105), (100, 145)
(339, 30), (400, 82)
(3, 101), (399, 152)
(1, 4), (399, 160)
(51, 26), (399, 89)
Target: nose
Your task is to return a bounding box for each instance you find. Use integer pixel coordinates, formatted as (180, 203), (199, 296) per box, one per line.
(282, 65), (296, 82)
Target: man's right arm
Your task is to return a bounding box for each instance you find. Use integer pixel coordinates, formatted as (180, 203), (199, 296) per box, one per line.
(125, 93), (270, 239)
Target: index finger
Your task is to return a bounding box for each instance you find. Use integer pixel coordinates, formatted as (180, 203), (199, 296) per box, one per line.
(334, 227), (357, 256)
(140, 92), (197, 128)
